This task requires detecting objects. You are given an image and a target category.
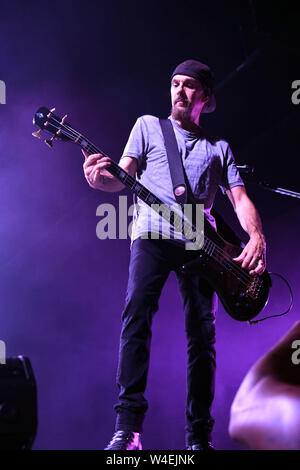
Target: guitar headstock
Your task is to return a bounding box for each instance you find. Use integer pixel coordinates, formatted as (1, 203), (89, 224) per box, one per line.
(33, 106), (74, 148)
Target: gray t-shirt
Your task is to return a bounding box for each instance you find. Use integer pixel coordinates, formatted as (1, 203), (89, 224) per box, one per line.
(120, 115), (244, 245)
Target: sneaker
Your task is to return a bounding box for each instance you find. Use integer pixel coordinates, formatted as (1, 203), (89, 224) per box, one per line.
(104, 431), (142, 450)
(186, 441), (215, 450)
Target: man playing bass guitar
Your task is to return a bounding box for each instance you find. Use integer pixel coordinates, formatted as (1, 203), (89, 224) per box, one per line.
(83, 59), (266, 450)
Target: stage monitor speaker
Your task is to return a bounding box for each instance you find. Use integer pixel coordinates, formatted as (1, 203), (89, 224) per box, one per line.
(0, 356), (37, 450)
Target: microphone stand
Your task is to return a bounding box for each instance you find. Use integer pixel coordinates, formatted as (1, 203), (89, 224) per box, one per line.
(236, 166), (300, 200)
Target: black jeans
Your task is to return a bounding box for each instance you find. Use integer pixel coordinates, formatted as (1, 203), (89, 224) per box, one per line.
(114, 236), (217, 446)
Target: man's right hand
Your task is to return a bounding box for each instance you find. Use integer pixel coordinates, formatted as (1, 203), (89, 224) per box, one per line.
(82, 150), (113, 190)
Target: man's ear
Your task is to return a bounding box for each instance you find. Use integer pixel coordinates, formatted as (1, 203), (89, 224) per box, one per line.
(202, 95), (210, 109)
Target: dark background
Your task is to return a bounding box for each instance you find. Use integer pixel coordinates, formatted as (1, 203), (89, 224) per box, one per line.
(0, 0), (299, 450)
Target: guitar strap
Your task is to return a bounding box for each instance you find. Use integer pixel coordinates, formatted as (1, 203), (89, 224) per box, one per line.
(159, 118), (244, 247)
(159, 118), (187, 207)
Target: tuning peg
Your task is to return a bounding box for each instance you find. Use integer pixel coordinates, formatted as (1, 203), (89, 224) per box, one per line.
(32, 129), (43, 139)
(47, 107), (56, 119)
(60, 114), (68, 125)
(44, 135), (56, 148)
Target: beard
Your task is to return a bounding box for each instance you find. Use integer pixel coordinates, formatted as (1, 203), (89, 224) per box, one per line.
(171, 102), (192, 122)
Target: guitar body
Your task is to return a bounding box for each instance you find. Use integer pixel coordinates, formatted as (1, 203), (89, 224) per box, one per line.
(182, 218), (272, 322)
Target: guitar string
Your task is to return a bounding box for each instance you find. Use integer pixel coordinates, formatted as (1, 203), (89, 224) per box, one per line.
(43, 118), (255, 286)
(43, 117), (258, 287)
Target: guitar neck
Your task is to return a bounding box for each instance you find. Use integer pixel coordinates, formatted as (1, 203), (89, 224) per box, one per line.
(80, 138), (163, 205)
